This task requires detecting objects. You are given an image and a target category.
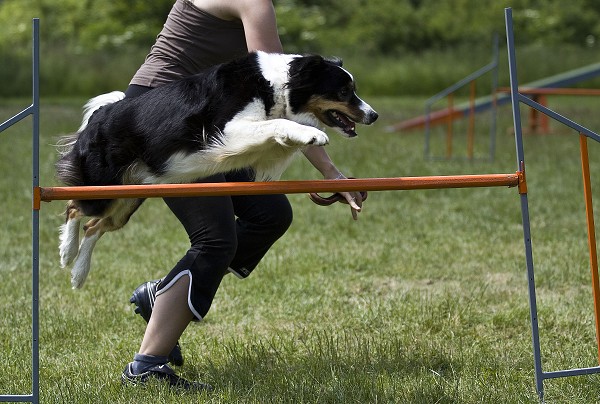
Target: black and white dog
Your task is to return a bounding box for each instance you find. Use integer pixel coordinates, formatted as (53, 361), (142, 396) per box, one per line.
(56, 51), (378, 288)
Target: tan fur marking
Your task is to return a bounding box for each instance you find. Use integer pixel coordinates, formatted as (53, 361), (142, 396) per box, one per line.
(304, 96), (367, 123)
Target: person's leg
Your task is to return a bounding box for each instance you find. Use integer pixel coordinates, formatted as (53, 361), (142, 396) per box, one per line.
(121, 86), (232, 389)
(123, 83), (191, 365)
(128, 174), (237, 386)
(157, 178), (238, 318)
(225, 169), (293, 278)
(138, 275), (194, 356)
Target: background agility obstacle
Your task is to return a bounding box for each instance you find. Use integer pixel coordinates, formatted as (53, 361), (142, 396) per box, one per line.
(2, 9), (600, 403)
(390, 62), (600, 134)
(498, 86), (600, 134)
(391, 33), (600, 163)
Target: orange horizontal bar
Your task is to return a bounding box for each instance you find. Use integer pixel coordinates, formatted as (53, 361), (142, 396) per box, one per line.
(498, 87), (600, 96)
(391, 108), (465, 131)
(39, 174), (520, 202)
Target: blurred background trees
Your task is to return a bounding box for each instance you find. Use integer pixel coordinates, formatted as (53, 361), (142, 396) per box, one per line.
(0, 0), (599, 96)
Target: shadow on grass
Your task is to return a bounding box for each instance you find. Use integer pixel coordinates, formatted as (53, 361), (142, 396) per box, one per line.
(192, 330), (470, 403)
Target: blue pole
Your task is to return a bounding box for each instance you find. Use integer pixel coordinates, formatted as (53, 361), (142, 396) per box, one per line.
(31, 17), (40, 404)
(505, 8), (545, 400)
(0, 18), (40, 404)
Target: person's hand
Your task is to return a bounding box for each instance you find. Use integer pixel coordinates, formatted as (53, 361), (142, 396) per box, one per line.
(329, 173), (363, 220)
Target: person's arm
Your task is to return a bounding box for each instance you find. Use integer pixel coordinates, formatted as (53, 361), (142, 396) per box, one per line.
(236, 0), (283, 53)
(231, 0), (363, 219)
(303, 145), (363, 220)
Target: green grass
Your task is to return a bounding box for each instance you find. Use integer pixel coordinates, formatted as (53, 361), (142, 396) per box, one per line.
(4, 43), (600, 98)
(2, 95), (600, 402)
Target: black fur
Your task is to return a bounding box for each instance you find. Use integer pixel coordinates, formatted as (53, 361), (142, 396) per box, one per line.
(56, 52), (277, 216)
(287, 55), (346, 112)
(57, 53), (273, 187)
(56, 52), (377, 219)
(57, 51), (380, 288)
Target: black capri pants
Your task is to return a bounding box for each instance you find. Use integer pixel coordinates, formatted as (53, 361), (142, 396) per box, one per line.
(125, 84), (293, 320)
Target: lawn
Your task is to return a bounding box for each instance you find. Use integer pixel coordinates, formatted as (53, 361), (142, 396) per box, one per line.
(2, 95), (600, 403)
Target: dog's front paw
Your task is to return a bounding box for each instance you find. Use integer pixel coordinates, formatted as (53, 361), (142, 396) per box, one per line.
(279, 127), (329, 147)
(307, 129), (329, 146)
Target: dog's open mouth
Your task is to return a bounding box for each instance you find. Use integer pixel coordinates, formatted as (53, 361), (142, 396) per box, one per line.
(327, 110), (357, 137)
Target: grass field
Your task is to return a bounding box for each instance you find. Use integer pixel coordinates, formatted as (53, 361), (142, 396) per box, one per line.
(2, 95), (600, 403)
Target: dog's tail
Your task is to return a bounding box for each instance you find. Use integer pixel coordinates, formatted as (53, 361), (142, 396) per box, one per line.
(55, 91), (126, 186)
(78, 90), (126, 133)
(56, 91), (125, 287)
(56, 91), (126, 157)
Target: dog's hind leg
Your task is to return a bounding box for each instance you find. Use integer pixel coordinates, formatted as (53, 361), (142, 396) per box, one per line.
(71, 218), (105, 289)
(59, 201), (83, 268)
(70, 198), (145, 289)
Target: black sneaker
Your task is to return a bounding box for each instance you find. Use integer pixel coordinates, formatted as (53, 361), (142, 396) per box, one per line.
(130, 280), (184, 366)
(121, 362), (213, 392)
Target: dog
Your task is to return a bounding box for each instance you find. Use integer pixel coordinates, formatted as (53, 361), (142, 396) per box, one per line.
(56, 51), (379, 288)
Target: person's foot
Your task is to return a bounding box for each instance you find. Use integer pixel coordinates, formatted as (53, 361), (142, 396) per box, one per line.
(130, 280), (184, 366)
(121, 362), (213, 392)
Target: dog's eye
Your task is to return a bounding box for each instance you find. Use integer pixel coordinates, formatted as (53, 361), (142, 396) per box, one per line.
(338, 87), (351, 100)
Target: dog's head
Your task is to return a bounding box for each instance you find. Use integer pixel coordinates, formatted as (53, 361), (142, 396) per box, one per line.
(286, 55), (378, 137)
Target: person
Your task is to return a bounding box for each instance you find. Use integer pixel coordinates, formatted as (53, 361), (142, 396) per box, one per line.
(120, 0), (365, 390)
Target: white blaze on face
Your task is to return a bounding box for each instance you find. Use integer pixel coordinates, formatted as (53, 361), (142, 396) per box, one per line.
(334, 65), (376, 122)
(335, 65), (376, 119)
(358, 99), (376, 122)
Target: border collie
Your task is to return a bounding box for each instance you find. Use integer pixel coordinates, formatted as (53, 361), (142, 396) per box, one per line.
(56, 51), (378, 288)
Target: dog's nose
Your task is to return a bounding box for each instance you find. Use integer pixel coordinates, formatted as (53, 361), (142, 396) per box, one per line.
(367, 110), (379, 124)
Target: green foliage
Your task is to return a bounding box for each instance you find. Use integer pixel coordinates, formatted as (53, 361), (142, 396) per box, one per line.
(1, 0), (600, 96)
(78, 0), (173, 50)
(278, 0), (600, 54)
(1, 0), (600, 52)
(274, 1), (326, 54)
(0, 0), (172, 51)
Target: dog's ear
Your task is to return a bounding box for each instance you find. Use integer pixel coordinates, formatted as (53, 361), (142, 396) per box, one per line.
(288, 55), (343, 80)
(287, 55), (327, 89)
(289, 55), (325, 73)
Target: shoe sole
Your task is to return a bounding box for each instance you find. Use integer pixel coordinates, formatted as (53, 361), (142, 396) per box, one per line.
(121, 363), (213, 392)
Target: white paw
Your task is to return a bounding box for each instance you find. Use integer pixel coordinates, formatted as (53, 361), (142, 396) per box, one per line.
(59, 222), (80, 268)
(279, 127), (329, 147)
(59, 245), (79, 268)
(69, 232), (101, 289)
(70, 258), (91, 289)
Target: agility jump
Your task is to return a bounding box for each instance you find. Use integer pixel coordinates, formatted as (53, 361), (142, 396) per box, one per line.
(36, 174), (520, 204)
(2, 8), (600, 403)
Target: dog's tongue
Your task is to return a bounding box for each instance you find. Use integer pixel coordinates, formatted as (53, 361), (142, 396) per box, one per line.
(336, 112), (356, 135)
(339, 113), (354, 130)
